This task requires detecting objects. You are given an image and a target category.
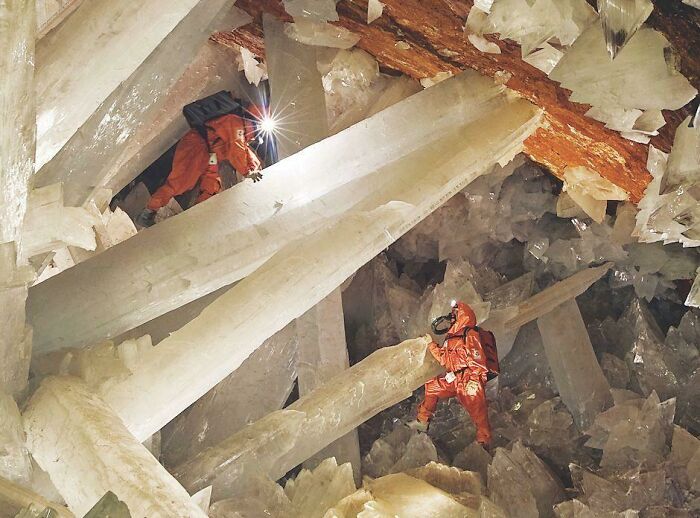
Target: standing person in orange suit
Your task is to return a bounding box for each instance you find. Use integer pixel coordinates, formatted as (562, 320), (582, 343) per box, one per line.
(136, 92), (267, 227)
(409, 301), (498, 450)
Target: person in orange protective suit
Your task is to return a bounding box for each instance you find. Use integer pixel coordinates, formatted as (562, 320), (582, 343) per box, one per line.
(136, 111), (263, 227)
(411, 301), (492, 448)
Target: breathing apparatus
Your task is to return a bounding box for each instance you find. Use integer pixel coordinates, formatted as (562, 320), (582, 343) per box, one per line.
(430, 299), (458, 335)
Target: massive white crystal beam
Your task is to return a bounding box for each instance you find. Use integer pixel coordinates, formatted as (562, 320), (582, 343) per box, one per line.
(28, 71), (540, 355)
(0, 0), (34, 245)
(0, 0), (35, 396)
(537, 299), (613, 429)
(23, 376), (207, 518)
(96, 75), (541, 441)
(173, 336), (443, 498)
(35, 0), (208, 170)
(296, 289), (361, 480)
(33, 1), (250, 207)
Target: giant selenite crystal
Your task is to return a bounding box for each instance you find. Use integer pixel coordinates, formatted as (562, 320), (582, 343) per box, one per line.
(35, 0), (208, 169)
(0, 244), (34, 396)
(172, 336), (443, 499)
(0, 0), (35, 398)
(34, 0), (249, 207)
(98, 84), (540, 442)
(30, 71), (540, 352)
(0, 0), (34, 245)
(537, 299), (612, 429)
(23, 377), (207, 518)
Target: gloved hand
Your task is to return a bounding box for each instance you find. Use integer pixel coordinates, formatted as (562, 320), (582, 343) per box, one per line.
(135, 208), (156, 228)
(248, 171), (263, 183)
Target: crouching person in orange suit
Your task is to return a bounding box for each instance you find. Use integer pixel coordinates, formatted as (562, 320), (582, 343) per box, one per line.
(410, 301), (492, 449)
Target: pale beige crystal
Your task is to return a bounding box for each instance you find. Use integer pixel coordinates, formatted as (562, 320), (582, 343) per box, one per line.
(23, 377), (207, 517)
(35, 0), (206, 169)
(173, 337), (443, 498)
(34, 4), (249, 207)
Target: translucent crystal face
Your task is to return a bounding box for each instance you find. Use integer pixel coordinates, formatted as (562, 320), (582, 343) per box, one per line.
(597, 0), (653, 59)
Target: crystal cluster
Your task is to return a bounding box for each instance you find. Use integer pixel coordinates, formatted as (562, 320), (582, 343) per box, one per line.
(550, 24), (697, 143)
(319, 49), (421, 134)
(635, 116), (700, 248)
(465, 0), (696, 142)
(467, 0), (596, 58)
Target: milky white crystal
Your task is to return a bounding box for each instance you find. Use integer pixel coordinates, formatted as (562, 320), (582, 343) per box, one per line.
(20, 184), (98, 262)
(482, 0), (596, 56)
(35, 0), (210, 169)
(550, 25), (697, 136)
(561, 166), (628, 223)
(687, 269), (700, 308)
(635, 118), (700, 248)
(161, 324), (298, 467)
(23, 377), (207, 518)
(210, 458), (355, 518)
(29, 71), (540, 356)
(0, 243), (34, 396)
(367, 0), (384, 23)
(173, 337), (443, 497)
(285, 19), (361, 49)
(34, 3), (249, 207)
(420, 71), (454, 88)
(0, 0), (35, 246)
(523, 44), (564, 74)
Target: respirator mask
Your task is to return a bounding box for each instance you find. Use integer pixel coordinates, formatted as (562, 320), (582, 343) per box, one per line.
(430, 300), (458, 335)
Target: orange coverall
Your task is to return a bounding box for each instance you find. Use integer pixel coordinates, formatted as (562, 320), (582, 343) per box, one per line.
(417, 302), (492, 446)
(147, 113), (262, 211)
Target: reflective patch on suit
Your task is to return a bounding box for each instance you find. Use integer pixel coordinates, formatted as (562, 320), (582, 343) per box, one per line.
(472, 349), (481, 359)
(209, 153), (218, 165)
(466, 380), (479, 396)
(445, 372), (456, 383)
(236, 129), (245, 140)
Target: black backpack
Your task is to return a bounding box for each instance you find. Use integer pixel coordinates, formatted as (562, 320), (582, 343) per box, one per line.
(182, 91), (244, 141)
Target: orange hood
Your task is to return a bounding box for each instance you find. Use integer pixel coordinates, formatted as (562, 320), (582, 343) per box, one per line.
(449, 301), (477, 334)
